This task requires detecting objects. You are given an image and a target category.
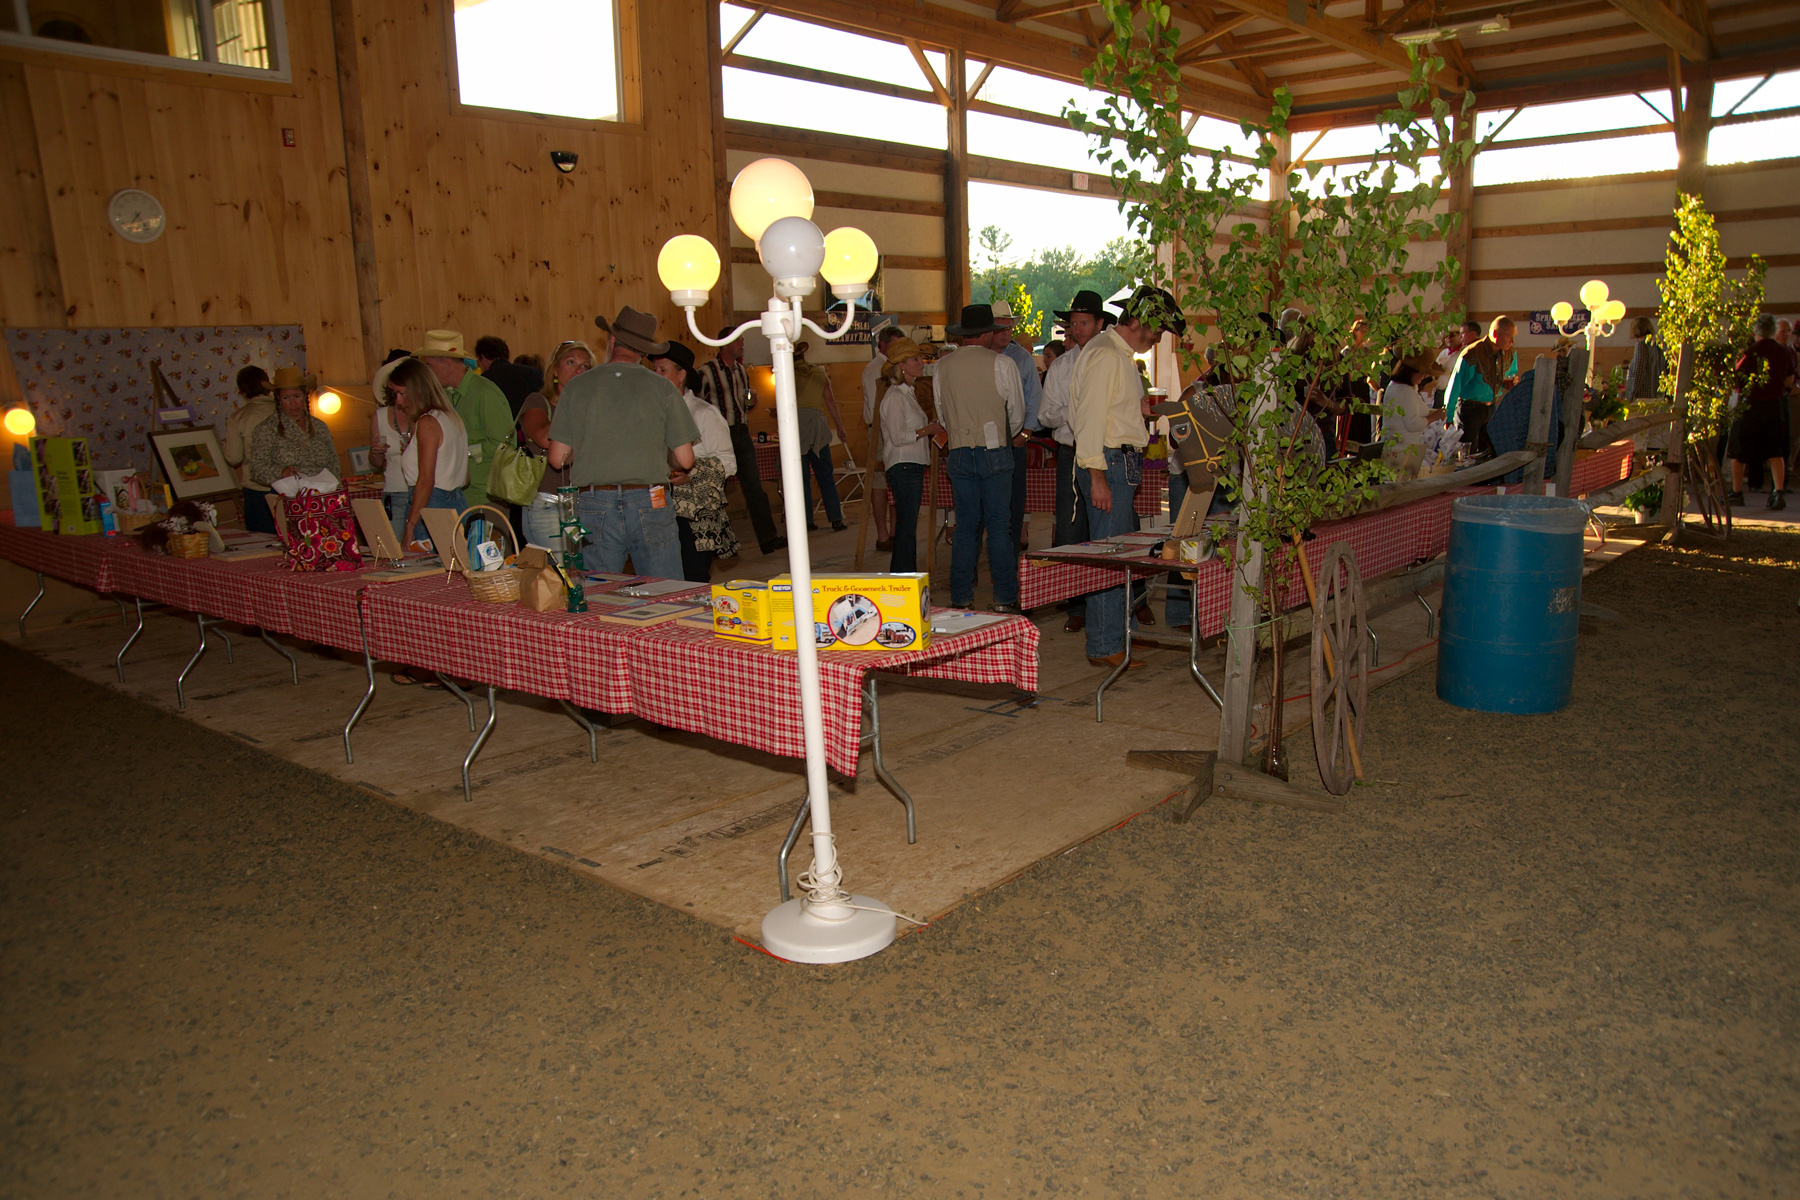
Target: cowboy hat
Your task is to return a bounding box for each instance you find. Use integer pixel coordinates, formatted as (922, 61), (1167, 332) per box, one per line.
(268, 365), (317, 392)
(412, 329), (472, 360)
(371, 352), (411, 399)
(884, 336), (923, 365)
(1120, 285), (1188, 337)
(946, 303), (1001, 338)
(1053, 290), (1116, 325)
(990, 299), (1017, 327)
(593, 306), (669, 357)
(646, 339), (696, 373)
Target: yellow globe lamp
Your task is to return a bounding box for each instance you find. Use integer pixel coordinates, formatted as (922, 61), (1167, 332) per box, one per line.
(4, 405), (35, 437)
(1550, 301), (1574, 326)
(1578, 279), (1610, 310)
(729, 158), (813, 242)
(821, 227), (879, 300)
(1601, 298), (1627, 323)
(316, 390), (343, 416)
(658, 234), (723, 308)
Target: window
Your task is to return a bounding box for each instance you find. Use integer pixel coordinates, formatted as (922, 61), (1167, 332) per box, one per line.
(723, 66), (947, 148)
(0, 0), (285, 76)
(452, 0), (620, 121)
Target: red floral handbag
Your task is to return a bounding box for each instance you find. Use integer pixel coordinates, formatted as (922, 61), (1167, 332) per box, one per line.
(278, 488), (364, 572)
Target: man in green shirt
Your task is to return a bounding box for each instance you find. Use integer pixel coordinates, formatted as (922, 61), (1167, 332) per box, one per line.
(547, 306), (699, 578)
(414, 329), (512, 506)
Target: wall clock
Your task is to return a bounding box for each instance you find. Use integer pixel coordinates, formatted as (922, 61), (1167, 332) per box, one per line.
(108, 188), (167, 243)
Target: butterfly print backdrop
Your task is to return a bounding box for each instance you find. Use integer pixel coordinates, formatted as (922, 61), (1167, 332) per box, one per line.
(5, 325), (308, 472)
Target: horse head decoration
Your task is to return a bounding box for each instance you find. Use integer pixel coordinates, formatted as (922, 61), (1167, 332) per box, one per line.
(1150, 381), (1236, 532)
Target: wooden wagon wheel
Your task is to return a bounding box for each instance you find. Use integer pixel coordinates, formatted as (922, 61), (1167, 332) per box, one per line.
(1310, 541), (1368, 796)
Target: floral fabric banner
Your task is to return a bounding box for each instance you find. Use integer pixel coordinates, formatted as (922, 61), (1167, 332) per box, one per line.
(5, 325), (307, 471)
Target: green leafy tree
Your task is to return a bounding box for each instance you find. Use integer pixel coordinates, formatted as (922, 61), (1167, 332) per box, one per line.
(1069, 0), (1474, 772)
(1657, 194), (1766, 443)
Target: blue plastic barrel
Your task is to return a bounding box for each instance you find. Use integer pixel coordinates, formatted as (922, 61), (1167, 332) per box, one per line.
(1436, 494), (1587, 713)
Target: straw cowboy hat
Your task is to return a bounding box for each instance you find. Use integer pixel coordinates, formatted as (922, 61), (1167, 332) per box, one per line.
(990, 300), (1018, 327)
(412, 329), (472, 360)
(370, 349), (410, 398)
(593, 306), (669, 356)
(268, 365), (317, 392)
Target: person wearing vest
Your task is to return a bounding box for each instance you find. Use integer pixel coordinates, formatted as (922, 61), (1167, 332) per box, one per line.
(933, 304), (1026, 612)
(1070, 285), (1187, 669)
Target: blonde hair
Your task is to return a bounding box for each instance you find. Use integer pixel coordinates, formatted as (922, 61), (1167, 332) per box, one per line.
(387, 357), (457, 424)
(544, 339), (597, 403)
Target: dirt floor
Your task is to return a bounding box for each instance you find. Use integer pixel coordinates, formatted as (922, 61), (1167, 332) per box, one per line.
(3, 525), (1797, 1198)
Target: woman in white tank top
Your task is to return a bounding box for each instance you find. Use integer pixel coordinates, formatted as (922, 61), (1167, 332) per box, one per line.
(386, 357), (470, 548)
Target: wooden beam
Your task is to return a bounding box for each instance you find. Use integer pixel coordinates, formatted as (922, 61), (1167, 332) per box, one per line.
(1379, 0), (1437, 32)
(731, 247), (948, 270)
(966, 153), (1124, 199)
(1172, 11), (1256, 63)
(813, 191), (947, 218)
(1178, 4), (1271, 97)
(725, 54), (940, 105)
(1469, 253), (1800, 282)
(946, 50), (971, 316)
(1444, 109), (1473, 318)
(1207, 0), (1466, 90)
(1607, 0), (1709, 62)
(904, 39), (951, 106)
(720, 7), (765, 58)
(967, 60), (997, 99)
(724, 120), (946, 174)
(328, 0), (382, 377)
(1004, 0), (1106, 21)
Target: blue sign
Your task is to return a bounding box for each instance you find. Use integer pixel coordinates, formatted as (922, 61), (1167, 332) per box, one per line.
(1528, 308), (1590, 336)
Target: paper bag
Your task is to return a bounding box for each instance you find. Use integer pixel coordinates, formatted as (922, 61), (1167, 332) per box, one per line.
(514, 546), (566, 612)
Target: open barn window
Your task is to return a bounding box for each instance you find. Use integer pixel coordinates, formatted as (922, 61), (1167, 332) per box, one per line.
(451, 0), (622, 122)
(1706, 70), (1800, 167)
(0, 0), (286, 78)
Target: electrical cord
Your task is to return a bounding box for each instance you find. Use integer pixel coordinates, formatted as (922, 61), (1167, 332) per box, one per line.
(794, 834), (927, 926)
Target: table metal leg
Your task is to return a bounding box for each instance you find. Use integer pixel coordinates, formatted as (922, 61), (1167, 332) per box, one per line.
(1415, 590), (1437, 640)
(343, 588), (375, 765)
(115, 597), (144, 683)
(117, 598), (130, 625)
(862, 675), (916, 845)
(1094, 575), (1135, 723)
(17, 571), (44, 640)
(559, 699), (601, 762)
(436, 674), (479, 733)
(176, 614), (230, 710)
(777, 793), (811, 903)
(1368, 626), (1380, 668)
(261, 630), (299, 685)
(460, 684), (497, 803)
(1189, 613), (1223, 709)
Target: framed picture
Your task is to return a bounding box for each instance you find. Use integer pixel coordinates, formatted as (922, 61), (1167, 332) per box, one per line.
(347, 445), (373, 475)
(148, 426), (238, 501)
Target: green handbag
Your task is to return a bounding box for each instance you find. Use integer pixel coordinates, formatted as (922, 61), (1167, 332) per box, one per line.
(487, 436), (547, 506)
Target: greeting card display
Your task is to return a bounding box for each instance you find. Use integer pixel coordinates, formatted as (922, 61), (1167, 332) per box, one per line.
(30, 437), (103, 535)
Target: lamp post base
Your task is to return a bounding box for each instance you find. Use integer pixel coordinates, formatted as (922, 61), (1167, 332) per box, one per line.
(761, 895), (897, 963)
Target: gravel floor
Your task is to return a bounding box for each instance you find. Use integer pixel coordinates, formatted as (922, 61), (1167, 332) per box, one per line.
(3, 527), (1797, 1199)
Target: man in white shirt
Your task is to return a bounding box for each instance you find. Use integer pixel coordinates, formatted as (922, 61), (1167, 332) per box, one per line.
(859, 325), (903, 551)
(1070, 285), (1186, 668)
(933, 303), (1026, 611)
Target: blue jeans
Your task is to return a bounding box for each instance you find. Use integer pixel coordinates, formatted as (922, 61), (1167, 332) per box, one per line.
(1165, 469), (1192, 628)
(384, 490), (411, 532)
(519, 494), (562, 552)
(885, 463), (925, 573)
(801, 445), (843, 527)
(407, 487), (466, 555)
(1076, 448), (1139, 657)
(946, 446), (1017, 606)
(575, 487), (682, 579)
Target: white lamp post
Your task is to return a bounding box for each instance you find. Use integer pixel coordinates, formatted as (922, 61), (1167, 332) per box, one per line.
(658, 157), (894, 964)
(1551, 279), (1627, 386)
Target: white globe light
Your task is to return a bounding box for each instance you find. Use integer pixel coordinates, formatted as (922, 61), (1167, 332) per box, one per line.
(730, 158), (813, 242)
(316, 390), (342, 416)
(759, 216), (825, 289)
(3, 405), (35, 437)
(821, 227), (878, 288)
(657, 235), (722, 307)
(1550, 301), (1573, 325)
(1579, 279), (1609, 309)
(1601, 299), (1626, 323)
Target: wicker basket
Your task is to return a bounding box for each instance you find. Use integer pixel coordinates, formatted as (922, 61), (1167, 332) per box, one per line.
(167, 531), (210, 559)
(456, 503), (521, 604)
(117, 510), (164, 535)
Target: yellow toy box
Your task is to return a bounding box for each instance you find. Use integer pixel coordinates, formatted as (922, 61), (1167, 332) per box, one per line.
(771, 573), (931, 653)
(710, 579), (780, 644)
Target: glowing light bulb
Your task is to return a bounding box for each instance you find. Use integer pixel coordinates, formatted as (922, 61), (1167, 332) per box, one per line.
(1601, 299), (1626, 323)
(730, 158), (814, 242)
(1578, 279), (1609, 309)
(657, 235), (722, 308)
(1550, 301), (1573, 326)
(316, 390), (342, 416)
(759, 216), (826, 296)
(821, 227), (878, 299)
(4, 406), (35, 437)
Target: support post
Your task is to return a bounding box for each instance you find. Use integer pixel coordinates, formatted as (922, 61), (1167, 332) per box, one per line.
(1673, 62), (1712, 200)
(1445, 109), (1475, 319)
(705, 0), (735, 334)
(944, 51), (970, 317)
(1217, 516), (1262, 765)
(1521, 355), (1556, 497)
(328, 0), (383, 376)
(1658, 342), (1693, 530)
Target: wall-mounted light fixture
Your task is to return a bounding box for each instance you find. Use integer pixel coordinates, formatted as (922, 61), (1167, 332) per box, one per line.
(549, 150), (578, 174)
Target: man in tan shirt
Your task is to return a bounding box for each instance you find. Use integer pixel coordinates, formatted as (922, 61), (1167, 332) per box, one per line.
(933, 303), (1026, 611)
(1069, 284), (1187, 667)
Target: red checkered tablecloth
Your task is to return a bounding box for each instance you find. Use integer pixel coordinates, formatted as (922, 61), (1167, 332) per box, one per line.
(105, 541), (266, 625)
(624, 613), (1040, 776)
(0, 517), (120, 592)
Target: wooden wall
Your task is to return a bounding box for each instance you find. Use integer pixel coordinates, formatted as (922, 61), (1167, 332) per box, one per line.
(1, 0), (719, 466)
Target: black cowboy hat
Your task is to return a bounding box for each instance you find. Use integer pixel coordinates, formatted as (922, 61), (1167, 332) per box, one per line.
(945, 303), (1001, 338)
(1053, 289), (1117, 325)
(647, 339), (696, 373)
(1120, 285), (1188, 337)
